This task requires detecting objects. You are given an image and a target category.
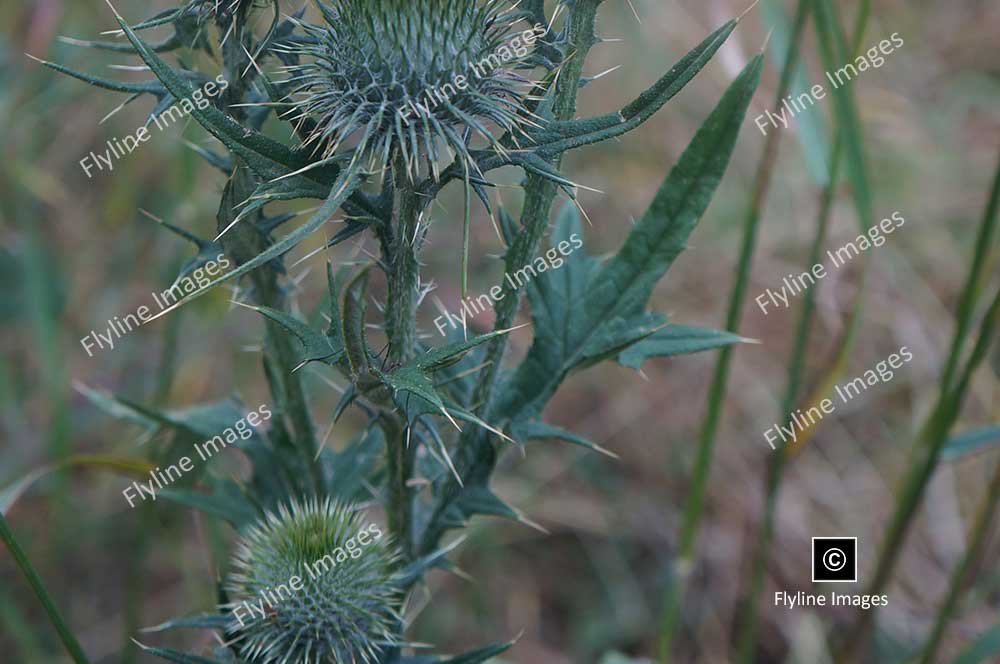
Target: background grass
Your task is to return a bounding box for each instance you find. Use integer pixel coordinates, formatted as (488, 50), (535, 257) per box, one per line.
(1, 1), (999, 662)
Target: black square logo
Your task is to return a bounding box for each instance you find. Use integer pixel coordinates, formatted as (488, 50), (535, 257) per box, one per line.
(812, 537), (857, 583)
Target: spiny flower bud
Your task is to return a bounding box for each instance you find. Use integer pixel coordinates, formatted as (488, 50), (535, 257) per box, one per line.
(225, 498), (402, 664)
(277, 0), (541, 179)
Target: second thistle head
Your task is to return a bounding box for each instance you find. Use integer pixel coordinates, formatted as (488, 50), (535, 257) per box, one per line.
(225, 498), (402, 664)
(279, 0), (543, 180)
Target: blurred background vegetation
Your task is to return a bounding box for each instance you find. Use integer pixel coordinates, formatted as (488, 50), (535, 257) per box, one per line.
(1, 0), (999, 662)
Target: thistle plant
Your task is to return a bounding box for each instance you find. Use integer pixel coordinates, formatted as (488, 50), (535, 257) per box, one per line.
(34, 0), (765, 661)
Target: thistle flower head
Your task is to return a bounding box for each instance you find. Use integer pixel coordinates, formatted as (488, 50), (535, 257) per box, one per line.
(278, 0), (541, 179)
(225, 498), (402, 664)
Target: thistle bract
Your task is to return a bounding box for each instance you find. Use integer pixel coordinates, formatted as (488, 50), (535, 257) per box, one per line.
(278, 0), (540, 179)
(187, 0), (262, 25)
(226, 498), (402, 664)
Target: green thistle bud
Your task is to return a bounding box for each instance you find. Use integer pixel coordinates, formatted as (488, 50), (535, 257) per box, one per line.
(278, 0), (540, 179)
(225, 498), (403, 664)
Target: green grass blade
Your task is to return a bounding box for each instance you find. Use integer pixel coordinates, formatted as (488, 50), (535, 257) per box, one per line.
(838, 158), (1000, 662)
(941, 150), (1000, 391)
(0, 512), (91, 664)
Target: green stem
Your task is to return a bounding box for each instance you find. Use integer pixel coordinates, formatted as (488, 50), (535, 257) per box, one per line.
(940, 150), (1000, 392)
(0, 512), (91, 664)
(219, 165), (322, 494)
(385, 165), (423, 366)
(418, 0), (604, 557)
(214, 6), (322, 492)
(381, 161), (425, 560)
(918, 454), (1000, 664)
(656, 7), (809, 659)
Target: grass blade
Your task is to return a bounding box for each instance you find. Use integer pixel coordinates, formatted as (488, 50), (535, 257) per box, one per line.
(0, 512), (91, 664)
(837, 155), (1000, 663)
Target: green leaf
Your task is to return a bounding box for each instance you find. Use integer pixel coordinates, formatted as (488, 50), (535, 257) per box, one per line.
(617, 325), (746, 370)
(410, 329), (518, 373)
(499, 55), (763, 425)
(761, 0), (830, 185)
(133, 642), (228, 664)
(318, 427), (385, 502)
(943, 426), (1000, 461)
(141, 614), (230, 633)
(517, 421), (617, 458)
(436, 485), (522, 530)
(237, 302), (343, 369)
(425, 16), (742, 196)
(145, 165), (363, 322)
(440, 638), (516, 664)
(533, 18), (740, 158)
(158, 480), (258, 527)
(106, 3), (381, 224)
(109, 6), (312, 183)
(813, 0), (873, 229)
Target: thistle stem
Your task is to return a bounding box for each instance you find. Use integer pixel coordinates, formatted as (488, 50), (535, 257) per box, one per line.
(418, 0), (604, 557)
(381, 161), (425, 560)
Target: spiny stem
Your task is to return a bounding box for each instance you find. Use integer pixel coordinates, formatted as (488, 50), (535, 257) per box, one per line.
(381, 159), (425, 560)
(385, 164), (423, 366)
(419, 0), (604, 557)
(0, 512), (91, 664)
(215, 9), (323, 492)
(656, 4), (806, 658)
